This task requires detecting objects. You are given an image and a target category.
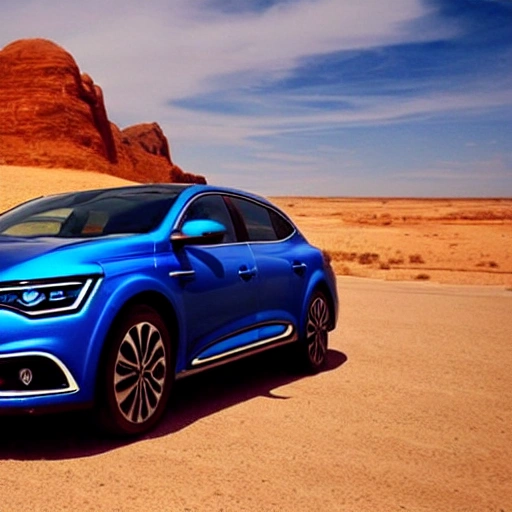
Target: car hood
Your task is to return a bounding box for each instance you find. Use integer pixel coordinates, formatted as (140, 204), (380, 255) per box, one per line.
(0, 235), (155, 281)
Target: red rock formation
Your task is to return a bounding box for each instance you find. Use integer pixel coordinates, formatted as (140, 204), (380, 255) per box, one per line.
(0, 38), (205, 184)
(122, 123), (172, 161)
(79, 73), (118, 164)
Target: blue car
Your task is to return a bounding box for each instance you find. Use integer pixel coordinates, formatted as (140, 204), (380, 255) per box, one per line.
(0, 184), (338, 435)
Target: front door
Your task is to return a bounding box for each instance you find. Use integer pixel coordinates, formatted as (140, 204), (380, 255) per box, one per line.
(173, 194), (260, 369)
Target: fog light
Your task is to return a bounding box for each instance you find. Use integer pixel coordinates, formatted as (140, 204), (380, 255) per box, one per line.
(19, 368), (33, 386)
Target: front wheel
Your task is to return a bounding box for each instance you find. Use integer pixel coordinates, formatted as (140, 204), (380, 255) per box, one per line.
(297, 291), (330, 373)
(96, 305), (174, 436)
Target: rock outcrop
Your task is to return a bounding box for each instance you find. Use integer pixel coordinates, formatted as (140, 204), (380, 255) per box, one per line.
(0, 38), (206, 184)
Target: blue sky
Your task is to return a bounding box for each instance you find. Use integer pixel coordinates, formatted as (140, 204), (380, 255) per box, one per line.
(1, 0), (511, 196)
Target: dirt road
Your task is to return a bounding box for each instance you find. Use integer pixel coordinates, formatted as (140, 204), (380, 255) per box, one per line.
(1, 278), (511, 511)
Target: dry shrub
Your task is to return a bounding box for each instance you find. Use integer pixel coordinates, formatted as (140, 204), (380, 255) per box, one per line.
(379, 262), (391, 270)
(342, 252), (358, 262)
(440, 210), (512, 221)
(380, 213), (392, 226)
(476, 261), (499, 269)
(415, 273), (430, 280)
(325, 251), (358, 262)
(338, 265), (352, 276)
(322, 250), (332, 264)
(388, 257), (404, 265)
(409, 254), (425, 264)
(358, 252), (380, 265)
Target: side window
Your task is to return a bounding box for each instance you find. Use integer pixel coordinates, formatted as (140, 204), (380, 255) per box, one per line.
(181, 195), (236, 243)
(231, 197), (294, 242)
(268, 209), (295, 240)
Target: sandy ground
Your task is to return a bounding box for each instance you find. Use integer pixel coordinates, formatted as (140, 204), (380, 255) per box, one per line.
(1, 278), (511, 511)
(1, 165), (511, 510)
(0, 165), (136, 210)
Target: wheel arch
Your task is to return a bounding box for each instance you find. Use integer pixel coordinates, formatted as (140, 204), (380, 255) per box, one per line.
(314, 280), (337, 331)
(301, 272), (338, 335)
(93, 290), (180, 399)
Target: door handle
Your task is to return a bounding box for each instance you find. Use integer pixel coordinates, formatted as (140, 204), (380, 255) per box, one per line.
(169, 270), (196, 279)
(238, 265), (257, 281)
(292, 261), (307, 276)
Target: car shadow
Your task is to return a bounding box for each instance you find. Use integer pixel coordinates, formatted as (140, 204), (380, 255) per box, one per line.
(0, 348), (347, 461)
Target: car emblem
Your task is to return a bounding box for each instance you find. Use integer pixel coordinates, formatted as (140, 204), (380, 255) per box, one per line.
(19, 368), (33, 386)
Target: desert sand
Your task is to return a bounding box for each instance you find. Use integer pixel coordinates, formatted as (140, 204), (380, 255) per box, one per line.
(1, 165), (511, 511)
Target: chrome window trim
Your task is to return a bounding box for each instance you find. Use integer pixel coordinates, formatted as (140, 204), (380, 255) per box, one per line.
(173, 192), (238, 244)
(0, 351), (79, 398)
(173, 191), (297, 245)
(227, 194), (296, 243)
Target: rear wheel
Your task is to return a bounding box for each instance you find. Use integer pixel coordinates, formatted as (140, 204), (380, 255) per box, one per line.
(97, 305), (173, 436)
(298, 291), (330, 373)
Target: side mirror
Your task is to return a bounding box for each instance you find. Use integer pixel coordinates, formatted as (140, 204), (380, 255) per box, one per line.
(171, 219), (227, 246)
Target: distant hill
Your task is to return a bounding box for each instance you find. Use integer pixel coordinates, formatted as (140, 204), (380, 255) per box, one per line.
(0, 38), (205, 184)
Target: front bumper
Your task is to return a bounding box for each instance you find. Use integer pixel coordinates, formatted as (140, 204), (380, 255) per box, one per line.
(0, 301), (104, 412)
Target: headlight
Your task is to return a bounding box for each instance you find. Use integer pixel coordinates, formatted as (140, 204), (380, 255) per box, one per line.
(0, 276), (101, 317)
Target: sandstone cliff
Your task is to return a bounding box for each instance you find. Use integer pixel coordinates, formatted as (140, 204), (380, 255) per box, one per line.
(0, 39), (206, 184)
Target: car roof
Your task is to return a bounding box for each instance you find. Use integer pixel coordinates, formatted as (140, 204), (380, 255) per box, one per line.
(43, 183), (276, 208)
(37, 183), (266, 200)
(55, 183), (193, 198)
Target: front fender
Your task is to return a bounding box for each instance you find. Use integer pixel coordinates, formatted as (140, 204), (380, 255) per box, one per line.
(79, 269), (184, 394)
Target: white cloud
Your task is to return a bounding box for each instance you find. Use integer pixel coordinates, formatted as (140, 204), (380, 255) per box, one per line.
(156, 86), (512, 151)
(2, 0), (484, 141)
(1, 0), (447, 115)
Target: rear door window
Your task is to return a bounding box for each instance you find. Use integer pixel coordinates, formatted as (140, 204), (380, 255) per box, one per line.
(230, 197), (294, 242)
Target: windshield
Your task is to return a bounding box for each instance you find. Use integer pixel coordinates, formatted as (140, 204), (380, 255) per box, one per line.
(0, 186), (187, 238)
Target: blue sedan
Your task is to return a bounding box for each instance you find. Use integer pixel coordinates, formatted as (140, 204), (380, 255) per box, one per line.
(0, 184), (338, 435)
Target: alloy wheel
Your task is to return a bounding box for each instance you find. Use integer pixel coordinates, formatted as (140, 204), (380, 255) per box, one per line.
(306, 295), (330, 367)
(113, 321), (167, 424)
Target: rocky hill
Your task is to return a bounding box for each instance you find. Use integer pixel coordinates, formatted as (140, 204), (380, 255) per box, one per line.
(0, 39), (205, 184)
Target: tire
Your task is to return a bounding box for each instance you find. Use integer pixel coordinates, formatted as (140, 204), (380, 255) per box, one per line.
(298, 291), (330, 373)
(97, 305), (174, 436)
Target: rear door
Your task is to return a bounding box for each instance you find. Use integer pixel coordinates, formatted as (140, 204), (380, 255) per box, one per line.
(228, 196), (308, 333)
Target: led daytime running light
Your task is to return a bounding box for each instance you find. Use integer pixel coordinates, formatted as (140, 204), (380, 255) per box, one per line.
(0, 277), (99, 316)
